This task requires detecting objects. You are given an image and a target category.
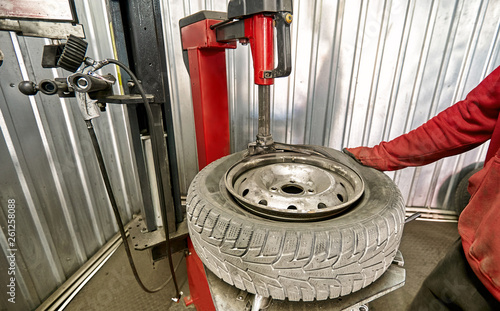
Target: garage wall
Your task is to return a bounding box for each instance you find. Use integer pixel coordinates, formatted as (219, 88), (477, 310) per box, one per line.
(162, 0), (500, 212)
(0, 1), (143, 310)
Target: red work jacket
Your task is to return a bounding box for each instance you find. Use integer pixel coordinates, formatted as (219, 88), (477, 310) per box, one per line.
(346, 66), (500, 300)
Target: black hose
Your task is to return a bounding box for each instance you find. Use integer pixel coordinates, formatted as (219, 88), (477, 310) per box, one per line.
(86, 121), (171, 293)
(89, 59), (181, 297)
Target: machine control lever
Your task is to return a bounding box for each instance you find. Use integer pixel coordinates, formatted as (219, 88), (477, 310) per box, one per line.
(19, 78), (75, 97)
(263, 12), (292, 79)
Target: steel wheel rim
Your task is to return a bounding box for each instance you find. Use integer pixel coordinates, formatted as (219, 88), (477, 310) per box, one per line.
(224, 152), (365, 221)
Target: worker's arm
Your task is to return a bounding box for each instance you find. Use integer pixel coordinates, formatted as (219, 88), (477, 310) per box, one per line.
(345, 66), (500, 171)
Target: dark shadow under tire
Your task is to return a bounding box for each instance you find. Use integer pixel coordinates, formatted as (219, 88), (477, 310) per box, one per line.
(186, 147), (405, 302)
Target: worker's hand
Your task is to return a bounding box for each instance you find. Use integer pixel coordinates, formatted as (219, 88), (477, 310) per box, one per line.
(343, 147), (387, 171)
(343, 143), (434, 171)
(342, 148), (363, 164)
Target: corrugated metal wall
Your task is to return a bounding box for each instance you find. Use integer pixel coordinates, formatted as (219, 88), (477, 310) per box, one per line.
(163, 0), (500, 211)
(0, 1), (143, 310)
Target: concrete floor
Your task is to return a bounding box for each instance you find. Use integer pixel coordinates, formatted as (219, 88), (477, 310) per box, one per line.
(369, 220), (459, 310)
(66, 219), (459, 311)
(65, 244), (194, 311)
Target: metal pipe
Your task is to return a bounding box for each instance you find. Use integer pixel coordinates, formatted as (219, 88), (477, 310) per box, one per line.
(257, 84), (271, 141)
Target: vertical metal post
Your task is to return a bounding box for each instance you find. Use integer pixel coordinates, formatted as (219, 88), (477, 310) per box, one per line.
(106, 1), (158, 231)
(180, 14), (236, 311)
(127, 106), (157, 231)
(257, 84), (273, 145)
(108, 0), (183, 232)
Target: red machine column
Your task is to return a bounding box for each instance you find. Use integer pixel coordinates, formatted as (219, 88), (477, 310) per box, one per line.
(181, 16), (236, 169)
(180, 13), (236, 311)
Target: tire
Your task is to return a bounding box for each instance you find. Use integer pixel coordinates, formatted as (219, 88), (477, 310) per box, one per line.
(453, 166), (482, 216)
(436, 161), (483, 211)
(186, 146), (405, 302)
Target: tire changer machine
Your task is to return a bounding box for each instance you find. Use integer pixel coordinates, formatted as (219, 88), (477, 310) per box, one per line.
(179, 1), (407, 310)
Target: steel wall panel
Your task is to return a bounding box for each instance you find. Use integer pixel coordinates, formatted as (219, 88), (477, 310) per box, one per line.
(0, 0), (143, 308)
(162, 0), (500, 210)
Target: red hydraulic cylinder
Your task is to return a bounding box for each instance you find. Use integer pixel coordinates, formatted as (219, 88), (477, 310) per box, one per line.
(245, 14), (275, 85)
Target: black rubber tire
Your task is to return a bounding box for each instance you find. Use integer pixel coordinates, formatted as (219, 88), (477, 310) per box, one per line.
(453, 166), (482, 216)
(186, 147), (405, 302)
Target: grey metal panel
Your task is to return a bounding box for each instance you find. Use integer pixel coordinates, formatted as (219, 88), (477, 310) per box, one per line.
(0, 33), (67, 304)
(0, 0), (144, 308)
(162, 0), (500, 212)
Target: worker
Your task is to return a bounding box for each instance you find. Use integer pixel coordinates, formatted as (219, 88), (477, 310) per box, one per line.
(344, 66), (500, 310)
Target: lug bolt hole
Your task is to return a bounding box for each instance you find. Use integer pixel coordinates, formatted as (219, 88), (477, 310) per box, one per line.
(337, 194), (344, 202)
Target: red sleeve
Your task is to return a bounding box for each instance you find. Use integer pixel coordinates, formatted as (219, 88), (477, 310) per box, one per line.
(346, 66), (500, 171)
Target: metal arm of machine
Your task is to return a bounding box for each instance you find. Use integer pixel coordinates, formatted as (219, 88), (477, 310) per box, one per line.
(180, 0), (294, 166)
(213, 1), (293, 154)
(213, 11), (293, 153)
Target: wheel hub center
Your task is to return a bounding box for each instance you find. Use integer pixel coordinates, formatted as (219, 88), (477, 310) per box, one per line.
(225, 152), (365, 221)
